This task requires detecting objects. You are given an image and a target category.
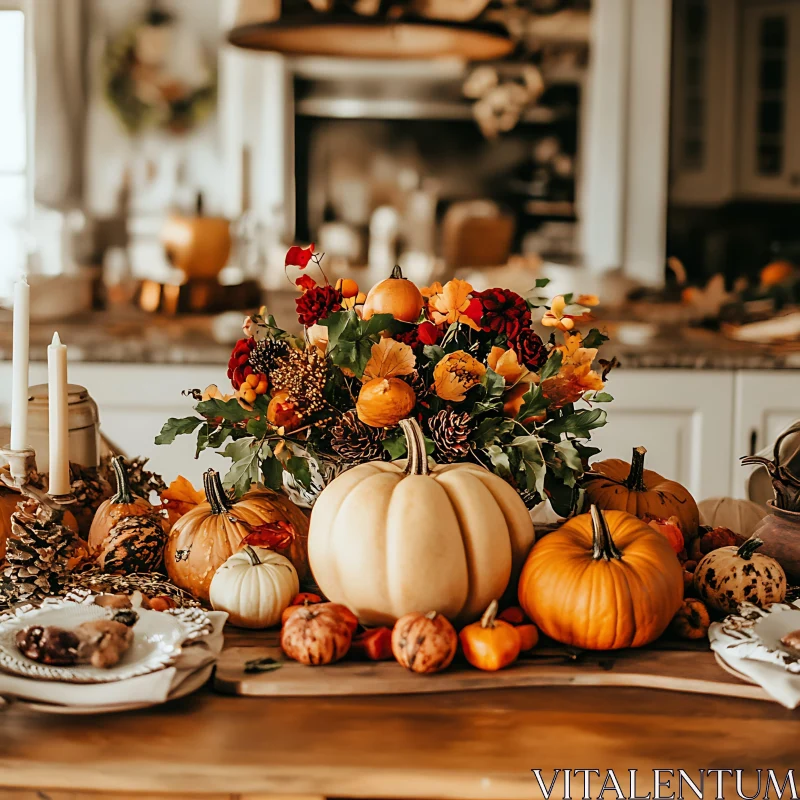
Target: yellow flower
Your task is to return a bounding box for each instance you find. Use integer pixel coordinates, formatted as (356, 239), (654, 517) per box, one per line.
(577, 294), (599, 307)
(421, 281), (444, 298)
(433, 350), (486, 402)
(342, 291), (367, 310)
(487, 346), (533, 387)
(541, 332), (604, 408)
(427, 279), (481, 330)
(201, 384), (233, 402)
(541, 295), (596, 332)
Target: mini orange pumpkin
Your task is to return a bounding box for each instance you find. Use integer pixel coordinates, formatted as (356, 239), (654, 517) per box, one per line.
(647, 516), (685, 554)
(281, 603), (353, 665)
(392, 611), (458, 674)
(362, 266), (424, 323)
(516, 624), (539, 651)
(583, 446), (699, 539)
(519, 506), (684, 650)
(670, 598), (711, 640)
(356, 377), (416, 428)
(88, 456), (155, 553)
(459, 600), (521, 671)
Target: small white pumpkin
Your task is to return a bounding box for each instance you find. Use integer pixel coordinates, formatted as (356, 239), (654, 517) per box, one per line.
(209, 545), (299, 629)
(694, 536), (787, 614)
(698, 497), (766, 538)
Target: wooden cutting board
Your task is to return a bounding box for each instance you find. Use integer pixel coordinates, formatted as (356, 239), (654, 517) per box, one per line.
(214, 636), (770, 701)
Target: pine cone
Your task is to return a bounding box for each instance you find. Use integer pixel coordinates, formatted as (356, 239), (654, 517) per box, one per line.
(331, 410), (384, 463)
(248, 337), (290, 376)
(0, 501), (83, 608)
(427, 409), (473, 463)
(403, 370), (430, 402)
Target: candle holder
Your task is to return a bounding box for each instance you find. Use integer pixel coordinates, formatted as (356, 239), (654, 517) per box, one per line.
(0, 444), (76, 523)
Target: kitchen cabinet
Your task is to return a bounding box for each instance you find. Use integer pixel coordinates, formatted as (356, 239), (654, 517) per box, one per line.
(731, 371), (800, 498)
(589, 370), (735, 501)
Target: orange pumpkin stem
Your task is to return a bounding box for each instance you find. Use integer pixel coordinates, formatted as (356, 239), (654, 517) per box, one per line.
(400, 418), (429, 477)
(480, 599), (499, 629)
(626, 447), (648, 492)
(203, 469), (233, 516)
(590, 505), (623, 561)
(110, 456), (134, 504)
(737, 536), (764, 560)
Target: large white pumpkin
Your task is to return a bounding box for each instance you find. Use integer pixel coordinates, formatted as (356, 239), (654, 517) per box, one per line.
(209, 545), (299, 628)
(698, 497), (766, 537)
(308, 418), (535, 627)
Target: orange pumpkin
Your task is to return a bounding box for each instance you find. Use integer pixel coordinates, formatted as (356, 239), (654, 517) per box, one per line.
(356, 377), (416, 428)
(459, 600), (521, 672)
(670, 598), (711, 640)
(281, 603), (353, 665)
(516, 624), (539, 651)
(88, 456), (155, 553)
(519, 506), (684, 650)
(583, 446), (699, 539)
(0, 490), (20, 562)
(647, 516), (685, 554)
(392, 611), (458, 674)
(362, 266), (424, 323)
(165, 469), (310, 602)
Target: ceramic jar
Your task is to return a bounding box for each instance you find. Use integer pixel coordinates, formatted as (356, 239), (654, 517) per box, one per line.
(753, 502), (800, 584)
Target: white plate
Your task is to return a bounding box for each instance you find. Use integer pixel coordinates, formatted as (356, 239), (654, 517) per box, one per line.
(0, 602), (212, 684)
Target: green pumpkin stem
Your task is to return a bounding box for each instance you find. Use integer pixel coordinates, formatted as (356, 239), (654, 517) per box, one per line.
(400, 418), (429, 476)
(111, 456), (134, 504)
(243, 544), (261, 566)
(737, 536), (764, 560)
(626, 446), (648, 492)
(590, 505), (623, 561)
(203, 469), (232, 515)
(390, 265), (405, 280)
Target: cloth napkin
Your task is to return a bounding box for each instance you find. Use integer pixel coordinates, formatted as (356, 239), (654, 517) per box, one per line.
(709, 620), (800, 709)
(0, 611), (227, 709)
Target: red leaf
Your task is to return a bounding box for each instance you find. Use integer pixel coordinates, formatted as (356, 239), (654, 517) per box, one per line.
(295, 274), (317, 293)
(417, 321), (440, 346)
(241, 520), (296, 551)
(285, 244), (315, 269)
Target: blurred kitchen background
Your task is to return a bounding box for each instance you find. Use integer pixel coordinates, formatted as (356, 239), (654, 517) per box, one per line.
(0, 0), (798, 498)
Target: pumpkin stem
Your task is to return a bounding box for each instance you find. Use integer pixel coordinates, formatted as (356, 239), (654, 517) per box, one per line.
(590, 505), (623, 561)
(390, 265), (405, 280)
(425, 610), (438, 620)
(480, 600), (499, 629)
(243, 545), (261, 566)
(111, 456), (134, 504)
(400, 418), (429, 476)
(737, 536), (765, 560)
(203, 469), (233, 515)
(626, 446), (648, 492)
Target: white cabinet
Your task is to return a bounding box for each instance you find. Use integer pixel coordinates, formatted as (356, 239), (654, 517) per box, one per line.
(738, 1), (800, 198)
(731, 371), (800, 498)
(589, 370), (735, 501)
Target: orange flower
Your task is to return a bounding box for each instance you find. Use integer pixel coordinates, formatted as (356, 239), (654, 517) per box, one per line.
(427, 279), (480, 330)
(541, 332), (604, 408)
(421, 281), (444, 299)
(487, 346), (533, 387)
(201, 384), (234, 402)
(541, 295), (594, 332)
(433, 350), (486, 402)
(160, 476), (205, 527)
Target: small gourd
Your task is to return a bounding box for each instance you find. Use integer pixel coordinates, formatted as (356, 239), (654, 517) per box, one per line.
(459, 599), (521, 672)
(95, 514), (166, 575)
(391, 611), (458, 674)
(209, 546), (299, 629)
(694, 536), (787, 614)
(281, 603), (353, 665)
(362, 265), (424, 323)
(89, 456), (154, 553)
(669, 598), (711, 641)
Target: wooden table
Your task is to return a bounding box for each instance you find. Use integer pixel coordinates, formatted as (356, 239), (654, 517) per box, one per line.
(2, 652), (799, 800)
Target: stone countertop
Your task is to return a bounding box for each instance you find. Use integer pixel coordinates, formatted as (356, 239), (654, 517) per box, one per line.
(1, 294), (799, 370)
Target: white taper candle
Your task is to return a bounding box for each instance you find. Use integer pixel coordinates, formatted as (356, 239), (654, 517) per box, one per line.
(47, 331), (70, 495)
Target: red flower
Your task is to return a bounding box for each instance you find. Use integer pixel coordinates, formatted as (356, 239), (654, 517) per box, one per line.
(464, 297), (483, 326)
(396, 321), (443, 353)
(511, 328), (548, 370)
(476, 288), (531, 340)
(227, 337), (256, 390)
(296, 285), (343, 327)
(295, 274), (317, 293)
(285, 243), (315, 269)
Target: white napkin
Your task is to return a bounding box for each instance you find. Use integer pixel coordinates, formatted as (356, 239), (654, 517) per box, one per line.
(709, 620), (800, 709)
(0, 611), (227, 708)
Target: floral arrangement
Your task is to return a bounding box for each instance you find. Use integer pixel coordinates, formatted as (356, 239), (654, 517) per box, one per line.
(156, 245), (615, 516)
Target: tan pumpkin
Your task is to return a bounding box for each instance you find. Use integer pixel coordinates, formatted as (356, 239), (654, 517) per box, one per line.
(165, 470), (309, 602)
(698, 497), (766, 538)
(281, 603), (353, 665)
(391, 610), (458, 674)
(308, 418), (535, 626)
(694, 536), (787, 614)
(518, 506), (684, 650)
(88, 457), (154, 553)
(583, 446), (700, 539)
(362, 265), (424, 323)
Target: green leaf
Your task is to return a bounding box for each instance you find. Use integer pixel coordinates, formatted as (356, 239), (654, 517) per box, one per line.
(223, 455), (259, 498)
(539, 350), (563, 381)
(246, 417), (267, 438)
(287, 456), (312, 489)
(382, 433), (408, 460)
(545, 408), (608, 439)
(244, 657), (283, 674)
(486, 445), (512, 480)
(591, 392), (614, 403)
(196, 398), (249, 423)
(473, 417), (514, 448)
(546, 475), (581, 517)
(194, 425), (210, 458)
(582, 328), (610, 349)
(220, 436), (257, 462)
(318, 310), (354, 343)
(481, 368), (506, 398)
(260, 455), (284, 491)
(515, 383), (549, 422)
(155, 416), (202, 446)
(424, 436), (435, 456)
(533, 277), (551, 288)
(361, 313), (395, 337)
(423, 344), (446, 364)
(511, 435), (546, 498)
(555, 440), (583, 474)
